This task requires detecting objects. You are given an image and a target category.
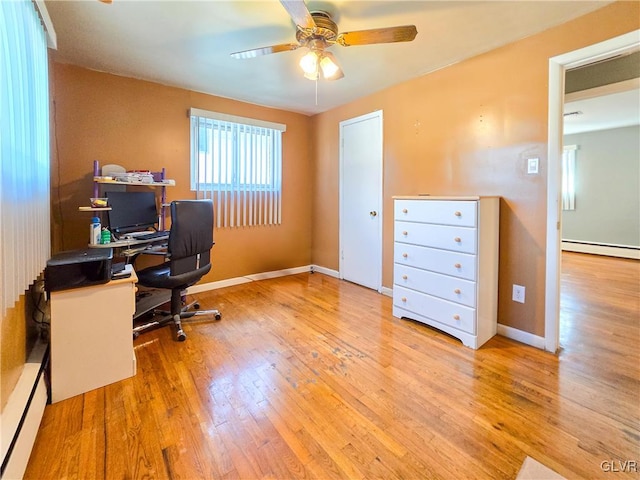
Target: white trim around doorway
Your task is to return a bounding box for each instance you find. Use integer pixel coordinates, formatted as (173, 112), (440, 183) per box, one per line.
(545, 29), (640, 353)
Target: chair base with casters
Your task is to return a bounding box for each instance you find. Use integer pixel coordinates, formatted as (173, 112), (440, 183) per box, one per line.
(132, 287), (221, 341)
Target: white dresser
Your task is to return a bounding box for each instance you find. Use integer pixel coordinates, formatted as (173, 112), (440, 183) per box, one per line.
(393, 196), (499, 349)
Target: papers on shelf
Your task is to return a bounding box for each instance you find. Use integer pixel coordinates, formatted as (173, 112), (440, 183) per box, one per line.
(93, 176), (175, 186)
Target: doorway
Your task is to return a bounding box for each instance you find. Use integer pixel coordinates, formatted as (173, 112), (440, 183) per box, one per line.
(339, 110), (383, 291)
(545, 30), (640, 353)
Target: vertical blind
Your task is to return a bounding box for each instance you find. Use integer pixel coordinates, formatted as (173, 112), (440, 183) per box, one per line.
(190, 108), (285, 228)
(0, 0), (52, 316)
(562, 145), (577, 211)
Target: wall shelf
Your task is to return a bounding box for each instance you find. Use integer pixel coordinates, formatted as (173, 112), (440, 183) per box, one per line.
(93, 177), (175, 187)
(78, 206), (112, 212)
(90, 160), (175, 231)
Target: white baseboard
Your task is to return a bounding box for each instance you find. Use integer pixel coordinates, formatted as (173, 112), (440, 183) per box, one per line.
(562, 241), (639, 259)
(1, 342), (48, 480)
(310, 265), (340, 278)
(497, 323), (546, 349)
(246, 266), (310, 282)
(189, 265), (334, 294)
(188, 276), (253, 293)
(380, 286), (393, 297)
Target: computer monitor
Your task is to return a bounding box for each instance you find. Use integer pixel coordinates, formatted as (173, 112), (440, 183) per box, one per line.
(106, 191), (158, 235)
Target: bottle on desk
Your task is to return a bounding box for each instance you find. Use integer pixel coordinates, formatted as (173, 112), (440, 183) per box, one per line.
(100, 228), (111, 245)
(90, 217), (101, 245)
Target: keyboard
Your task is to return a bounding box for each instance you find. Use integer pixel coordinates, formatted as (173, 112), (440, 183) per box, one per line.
(135, 231), (168, 240)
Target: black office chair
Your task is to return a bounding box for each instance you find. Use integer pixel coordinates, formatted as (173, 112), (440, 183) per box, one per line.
(133, 199), (221, 341)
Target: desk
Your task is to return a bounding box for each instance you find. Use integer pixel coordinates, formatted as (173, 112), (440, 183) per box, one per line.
(89, 235), (170, 320)
(89, 233), (169, 257)
(50, 265), (138, 403)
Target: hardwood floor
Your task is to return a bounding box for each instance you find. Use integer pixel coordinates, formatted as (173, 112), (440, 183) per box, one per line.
(25, 252), (639, 479)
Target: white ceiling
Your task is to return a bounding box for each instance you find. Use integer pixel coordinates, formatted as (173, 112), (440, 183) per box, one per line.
(564, 88), (640, 135)
(45, 0), (613, 116)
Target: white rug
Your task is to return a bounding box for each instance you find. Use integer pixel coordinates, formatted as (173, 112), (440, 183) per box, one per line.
(516, 456), (566, 480)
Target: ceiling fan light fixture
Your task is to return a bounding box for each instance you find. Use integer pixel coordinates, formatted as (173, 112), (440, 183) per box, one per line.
(233, 2), (417, 84)
(299, 50), (319, 75)
(303, 70), (319, 81)
(319, 53), (340, 79)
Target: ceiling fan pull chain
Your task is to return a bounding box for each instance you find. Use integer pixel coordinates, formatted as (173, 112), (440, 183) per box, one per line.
(315, 76), (318, 106)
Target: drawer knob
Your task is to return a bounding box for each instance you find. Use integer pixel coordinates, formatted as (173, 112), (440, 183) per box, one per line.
(454, 237), (461, 243)
(454, 211), (462, 217)
(454, 288), (461, 294)
(402, 231), (408, 236)
(401, 297), (407, 302)
(454, 263), (462, 268)
(453, 314), (460, 320)
(402, 275), (408, 280)
(402, 253), (408, 258)
(402, 208), (408, 214)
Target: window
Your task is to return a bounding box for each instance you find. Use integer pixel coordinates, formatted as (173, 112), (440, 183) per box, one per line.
(190, 108), (285, 228)
(562, 145), (577, 211)
(1, 0), (52, 315)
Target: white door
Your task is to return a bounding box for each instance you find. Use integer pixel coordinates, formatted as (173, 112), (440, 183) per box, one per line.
(339, 110), (383, 291)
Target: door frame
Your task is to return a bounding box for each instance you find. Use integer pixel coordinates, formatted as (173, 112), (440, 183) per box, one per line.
(339, 109), (384, 292)
(544, 30), (639, 353)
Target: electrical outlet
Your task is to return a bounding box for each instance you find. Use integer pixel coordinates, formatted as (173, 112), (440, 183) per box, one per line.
(527, 157), (539, 174)
(512, 284), (525, 303)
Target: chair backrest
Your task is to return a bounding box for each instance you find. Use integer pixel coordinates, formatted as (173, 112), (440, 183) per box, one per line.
(168, 199), (214, 276)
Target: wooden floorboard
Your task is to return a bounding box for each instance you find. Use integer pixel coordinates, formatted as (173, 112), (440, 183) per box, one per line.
(24, 252), (639, 479)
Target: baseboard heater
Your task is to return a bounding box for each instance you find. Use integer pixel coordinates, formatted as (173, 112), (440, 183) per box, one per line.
(0, 342), (49, 480)
(562, 239), (640, 260)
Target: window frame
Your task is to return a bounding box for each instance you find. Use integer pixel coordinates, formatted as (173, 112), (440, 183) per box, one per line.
(562, 144), (577, 211)
(189, 108), (285, 193)
(188, 108), (286, 228)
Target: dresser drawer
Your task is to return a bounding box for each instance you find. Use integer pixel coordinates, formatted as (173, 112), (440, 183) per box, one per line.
(394, 243), (476, 281)
(394, 286), (476, 334)
(395, 221), (477, 254)
(394, 264), (476, 308)
(395, 199), (477, 227)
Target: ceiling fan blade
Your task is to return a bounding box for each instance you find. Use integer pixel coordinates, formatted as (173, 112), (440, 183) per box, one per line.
(336, 25), (417, 47)
(279, 0), (316, 29)
(231, 43), (300, 59)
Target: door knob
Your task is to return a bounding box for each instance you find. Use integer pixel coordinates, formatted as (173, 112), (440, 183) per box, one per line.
(370, 211), (377, 217)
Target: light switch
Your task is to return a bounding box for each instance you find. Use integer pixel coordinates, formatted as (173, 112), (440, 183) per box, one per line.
(527, 157), (539, 174)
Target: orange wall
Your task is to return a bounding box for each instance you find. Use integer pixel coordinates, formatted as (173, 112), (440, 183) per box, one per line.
(1, 288), (41, 411)
(310, 2), (639, 336)
(1, 296), (27, 410)
(49, 2), (638, 339)
(50, 64), (313, 282)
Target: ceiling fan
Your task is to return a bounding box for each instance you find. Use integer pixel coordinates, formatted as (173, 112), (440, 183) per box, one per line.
(230, 0), (418, 81)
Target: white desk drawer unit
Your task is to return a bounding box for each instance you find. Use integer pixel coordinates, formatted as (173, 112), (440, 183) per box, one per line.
(393, 196), (500, 349)
(50, 266), (138, 403)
